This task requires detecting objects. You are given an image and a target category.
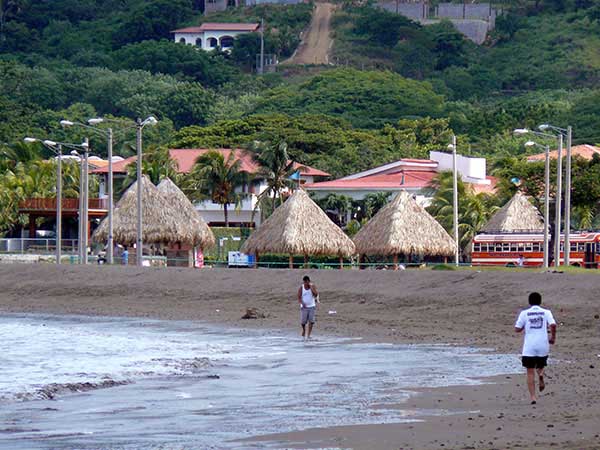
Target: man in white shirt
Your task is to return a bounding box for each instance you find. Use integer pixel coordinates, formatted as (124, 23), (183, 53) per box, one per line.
(297, 275), (319, 340)
(515, 292), (557, 404)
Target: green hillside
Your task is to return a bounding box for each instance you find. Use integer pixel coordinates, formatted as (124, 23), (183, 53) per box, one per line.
(1, 0), (600, 234)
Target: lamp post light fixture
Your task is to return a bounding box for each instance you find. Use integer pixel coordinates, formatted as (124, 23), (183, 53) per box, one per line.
(524, 140), (550, 269)
(447, 136), (459, 267)
(24, 137), (87, 264)
(538, 123), (573, 266)
(61, 119), (116, 264)
(135, 116), (158, 267)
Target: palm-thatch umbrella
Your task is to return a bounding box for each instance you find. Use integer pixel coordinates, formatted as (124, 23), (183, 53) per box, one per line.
(241, 189), (355, 268)
(353, 190), (455, 267)
(93, 176), (182, 257)
(157, 178), (215, 250)
(481, 192), (544, 233)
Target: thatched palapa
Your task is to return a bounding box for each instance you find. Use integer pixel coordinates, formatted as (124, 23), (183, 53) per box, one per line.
(93, 175), (181, 246)
(481, 192), (544, 233)
(157, 178), (215, 250)
(353, 190), (455, 259)
(241, 189), (355, 266)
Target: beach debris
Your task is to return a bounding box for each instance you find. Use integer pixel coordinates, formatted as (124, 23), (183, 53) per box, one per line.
(215, 309), (220, 313)
(328, 310), (337, 315)
(241, 308), (266, 319)
(207, 374), (220, 379)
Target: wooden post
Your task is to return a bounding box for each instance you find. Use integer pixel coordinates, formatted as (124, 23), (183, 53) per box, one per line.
(359, 254), (363, 270)
(289, 254), (294, 269)
(254, 252), (259, 269)
(339, 256), (343, 270)
(444, 256), (448, 264)
(393, 254), (399, 270)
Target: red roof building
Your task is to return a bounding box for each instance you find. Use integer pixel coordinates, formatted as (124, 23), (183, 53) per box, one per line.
(172, 23), (260, 51)
(305, 152), (496, 207)
(526, 144), (600, 162)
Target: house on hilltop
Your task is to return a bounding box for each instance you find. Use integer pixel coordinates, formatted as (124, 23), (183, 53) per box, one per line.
(172, 23), (260, 51)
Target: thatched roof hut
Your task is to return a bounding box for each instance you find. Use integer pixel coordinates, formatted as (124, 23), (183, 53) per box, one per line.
(353, 190), (455, 259)
(93, 175), (181, 246)
(481, 192), (544, 233)
(157, 178), (215, 250)
(241, 189), (355, 266)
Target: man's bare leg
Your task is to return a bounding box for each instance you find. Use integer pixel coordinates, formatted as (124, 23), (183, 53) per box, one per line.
(537, 367), (545, 392)
(527, 368), (537, 403)
(307, 322), (314, 339)
(301, 324), (306, 338)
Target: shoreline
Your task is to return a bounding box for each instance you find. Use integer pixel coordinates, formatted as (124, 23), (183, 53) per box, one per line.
(1, 265), (599, 448)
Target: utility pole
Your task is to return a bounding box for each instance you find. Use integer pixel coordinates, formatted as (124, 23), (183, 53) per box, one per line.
(78, 150), (84, 264)
(136, 119), (143, 267)
(554, 134), (563, 268)
(543, 145), (550, 269)
(452, 135), (459, 267)
(56, 145), (62, 265)
(83, 138), (89, 265)
(564, 126), (572, 266)
(107, 127), (114, 264)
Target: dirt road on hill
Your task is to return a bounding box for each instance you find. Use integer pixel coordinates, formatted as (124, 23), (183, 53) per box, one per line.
(285, 2), (335, 65)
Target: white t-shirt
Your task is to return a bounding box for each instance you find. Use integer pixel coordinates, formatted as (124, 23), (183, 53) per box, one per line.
(301, 285), (316, 308)
(515, 305), (556, 357)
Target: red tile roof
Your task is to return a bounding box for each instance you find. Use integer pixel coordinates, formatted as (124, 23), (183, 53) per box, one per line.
(306, 170), (438, 190)
(90, 148), (330, 178)
(526, 144), (600, 162)
(172, 23), (260, 33)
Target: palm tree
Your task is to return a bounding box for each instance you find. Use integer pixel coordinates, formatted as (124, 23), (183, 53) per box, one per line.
(247, 140), (297, 219)
(362, 192), (392, 219)
(187, 150), (248, 227)
(427, 171), (499, 254)
(0, 141), (43, 169)
(319, 193), (352, 225)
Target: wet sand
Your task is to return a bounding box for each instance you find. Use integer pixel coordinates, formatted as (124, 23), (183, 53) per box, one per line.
(1, 264), (599, 449)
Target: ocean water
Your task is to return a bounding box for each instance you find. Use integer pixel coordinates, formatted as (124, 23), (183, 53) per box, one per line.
(0, 314), (520, 449)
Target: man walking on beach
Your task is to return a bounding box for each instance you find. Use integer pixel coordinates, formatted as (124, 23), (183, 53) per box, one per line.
(298, 275), (319, 340)
(515, 292), (557, 404)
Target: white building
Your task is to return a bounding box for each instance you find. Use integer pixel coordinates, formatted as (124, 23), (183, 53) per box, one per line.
(305, 151), (496, 207)
(172, 23), (260, 51)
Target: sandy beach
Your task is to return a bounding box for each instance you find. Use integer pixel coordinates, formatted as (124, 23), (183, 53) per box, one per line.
(1, 264), (599, 449)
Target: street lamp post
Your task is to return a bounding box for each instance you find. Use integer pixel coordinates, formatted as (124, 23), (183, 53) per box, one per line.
(83, 137), (90, 264)
(448, 135), (459, 267)
(63, 116), (156, 267)
(135, 116), (158, 267)
(61, 120), (116, 264)
(25, 137), (87, 264)
(564, 126), (572, 265)
(523, 140), (550, 269)
(554, 133), (563, 268)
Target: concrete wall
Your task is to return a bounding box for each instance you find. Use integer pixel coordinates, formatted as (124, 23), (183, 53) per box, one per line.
(430, 151), (488, 183)
(174, 30), (248, 51)
(246, 0), (302, 5)
(377, 1), (426, 20)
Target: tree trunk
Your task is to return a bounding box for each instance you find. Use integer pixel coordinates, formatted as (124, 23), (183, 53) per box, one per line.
(289, 254), (294, 269)
(393, 254), (399, 270)
(254, 251), (259, 269)
(339, 256), (343, 270)
(224, 203), (229, 227)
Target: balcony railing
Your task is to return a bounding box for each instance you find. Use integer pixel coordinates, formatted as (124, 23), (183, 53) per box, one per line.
(19, 198), (108, 212)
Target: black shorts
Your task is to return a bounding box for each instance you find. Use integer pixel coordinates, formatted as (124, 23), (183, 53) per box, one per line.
(522, 356), (548, 369)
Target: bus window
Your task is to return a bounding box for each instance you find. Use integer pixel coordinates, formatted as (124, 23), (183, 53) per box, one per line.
(579, 243), (586, 252)
(502, 243), (510, 252)
(570, 242), (578, 251)
(532, 243), (541, 252)
(510, 243), (518, 252)
(495, 244), (502, 252)
(473, 243), (481, 252)
(525, 243), (533, 252)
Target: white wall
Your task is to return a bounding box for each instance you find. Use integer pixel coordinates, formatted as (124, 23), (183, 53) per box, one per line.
(430, 151), (488, 183)
(174, 30), (249, 51)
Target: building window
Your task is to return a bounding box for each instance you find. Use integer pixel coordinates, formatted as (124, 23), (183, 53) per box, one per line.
(220, 36), (234, 48)
(208, 37), (218, 48)
(196, 38), (202, 47)
(179, 37), (186, 44)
